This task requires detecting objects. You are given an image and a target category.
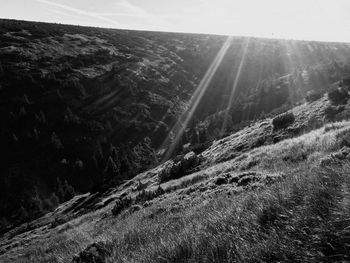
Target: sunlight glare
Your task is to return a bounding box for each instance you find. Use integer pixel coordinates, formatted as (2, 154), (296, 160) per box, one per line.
(161, 36), (232, 160)
(221, 37), (250, 133)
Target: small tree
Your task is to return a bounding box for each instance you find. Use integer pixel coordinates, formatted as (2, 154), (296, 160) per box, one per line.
(55, 178), (75, 201)
(104, 156), (119, 176)
(51, 132), (63, 150)
(18, 206), (29, 222)
(38, 110), (46, 124)
(19, 106), (27, 117)
(43, 198), (54, 212)
(23, 93), (31, 105)
(30, 192), (44, 217)
(63, 180), (75, 200)
(33, 128), (39, 140)
(50, 192), (59, 207)
(64, 107), (79, 124)
(0, 217), (9, 230)
(55, 177), (65, 201)
(12, 133), (19, 143)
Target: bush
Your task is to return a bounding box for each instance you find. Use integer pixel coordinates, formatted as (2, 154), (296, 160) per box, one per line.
(305, 90), (322, 102)
(189, 141), (212, 155)
(49, 216), (68, 229)
(111, 197), (132, 216)
(158, 152), (201, 183)
(340, 77), (350, 90)
(324, 105), (344, 120)
(135, 185), (165, 203)
(328, 87), (349, 105)
(272, 112), (295, 130)
(158, 161), (182, 183)
(72, 242), (111, 263)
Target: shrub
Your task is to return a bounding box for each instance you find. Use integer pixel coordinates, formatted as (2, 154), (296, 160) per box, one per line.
(135, 185), (165, 203)
(72, 242), (111, 263)
(340, 77), (350, 90)
(158, 162), (181, 183)
(324, 105), (344, 120)
(158, 152), (201, 183)
(307, 116), (323, 130)
(49, 216), (68, 229)
(272, 112), (295, 130)
(213, 176), (228, 186)
(189, 141), (212, 155)
(111, 197), (132, 216)
(305, 90), (322, 102)
(328, 87), (349, 105)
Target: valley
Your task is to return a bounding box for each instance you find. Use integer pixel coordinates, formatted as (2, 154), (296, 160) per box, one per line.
(1, 19), (350, 262)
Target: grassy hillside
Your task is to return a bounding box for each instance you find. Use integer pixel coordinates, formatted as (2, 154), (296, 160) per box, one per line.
(2, 90), (350, 262)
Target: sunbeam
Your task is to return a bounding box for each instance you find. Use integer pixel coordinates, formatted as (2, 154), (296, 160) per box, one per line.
(161, 36), (232, 161)
(221, 37), (250, 133)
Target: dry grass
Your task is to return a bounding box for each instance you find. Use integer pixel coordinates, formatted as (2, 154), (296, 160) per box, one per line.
(233, 121), (350, 171)
(95, 162), (350, 263)
(2, 121), (350, 262)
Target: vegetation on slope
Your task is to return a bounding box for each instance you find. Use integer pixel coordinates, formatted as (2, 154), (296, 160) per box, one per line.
(2, 91), (350, 262)
(2, 19), (350, 228)
(99, 163), (350, 263)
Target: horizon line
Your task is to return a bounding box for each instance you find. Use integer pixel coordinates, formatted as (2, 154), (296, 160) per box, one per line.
(1, 17), (350, 45)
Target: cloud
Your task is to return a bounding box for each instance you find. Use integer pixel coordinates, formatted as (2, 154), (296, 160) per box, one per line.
(113, 0), (173, 30)
(35, 0), (172, 30)
(27, 0), (350, 42)
(45, 7), (80, 19)
(35, 0), (124, 27)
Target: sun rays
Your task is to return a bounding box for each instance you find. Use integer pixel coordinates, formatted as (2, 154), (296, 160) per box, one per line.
(71, 28), (347, 163)
(159, 35), (346, 161)
(161, 36), (233, 160)
(221, 37), (250, 133)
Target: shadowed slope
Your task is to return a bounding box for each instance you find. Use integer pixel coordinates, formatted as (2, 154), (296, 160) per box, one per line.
(2, 93), (350, 262)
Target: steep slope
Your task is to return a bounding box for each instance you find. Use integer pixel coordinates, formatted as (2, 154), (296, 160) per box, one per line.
(2, 91), (350, 262)
(1, 19), (350, 231)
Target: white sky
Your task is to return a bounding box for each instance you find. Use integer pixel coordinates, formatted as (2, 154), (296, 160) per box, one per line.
(1, 0), (350, 42)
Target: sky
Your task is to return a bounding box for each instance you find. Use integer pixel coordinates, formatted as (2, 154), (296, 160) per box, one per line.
(0, 0), (350, 42)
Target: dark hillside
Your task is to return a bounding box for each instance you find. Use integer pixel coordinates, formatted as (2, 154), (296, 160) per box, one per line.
(2, 85), (350, 262)
(1, 19), (350, 229)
